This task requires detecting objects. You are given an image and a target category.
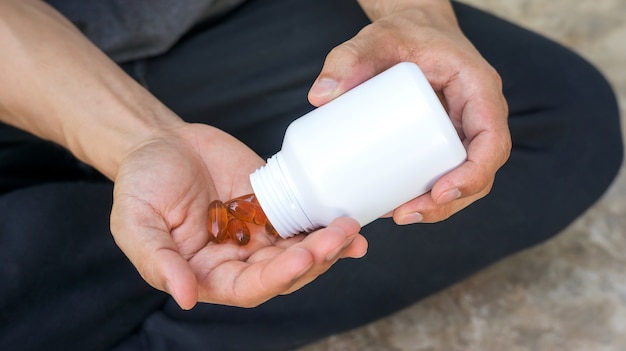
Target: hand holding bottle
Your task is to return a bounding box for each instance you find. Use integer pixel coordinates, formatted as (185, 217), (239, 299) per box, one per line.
(309, 0), (511, 224)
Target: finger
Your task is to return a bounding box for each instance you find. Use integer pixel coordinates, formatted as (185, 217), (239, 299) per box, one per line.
(296, 217), (362, 261)
(392, 82), (508, 223)
(280, 218), (365, 293)
(271, 223), (367, 260)
(169, 205), (212, 259)
(281, 240), (369, 295)
(342, 234), (368, 259)
(195, 218), (361, 306)
(393, 183), (491, 224)
(152, 247), (200, 310)
(430, 115), (509, 207)
(308, 25), (402, 106)
(431, 65), (510, 202)
(380, 210), (394, 218)
(110, 202), (199, 310)
(196, 246), (315, 307)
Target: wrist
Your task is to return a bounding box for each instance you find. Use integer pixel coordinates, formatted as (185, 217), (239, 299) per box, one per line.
(357, 0), (455, 21)
(67, 90), (186, 181)
(0, 0), (186, 180)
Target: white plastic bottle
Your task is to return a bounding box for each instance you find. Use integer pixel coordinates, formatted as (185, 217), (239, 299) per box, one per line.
(250, 62), (467, 238)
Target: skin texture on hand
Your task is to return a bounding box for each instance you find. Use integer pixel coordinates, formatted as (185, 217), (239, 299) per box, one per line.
(111, 124), (368, 309)
(0, 0), (506, 309)
(310, 0), (511, 224)
(0, 0), (367, 310)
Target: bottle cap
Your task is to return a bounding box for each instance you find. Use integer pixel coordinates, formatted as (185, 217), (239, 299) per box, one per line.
(250, 154), (315, 238)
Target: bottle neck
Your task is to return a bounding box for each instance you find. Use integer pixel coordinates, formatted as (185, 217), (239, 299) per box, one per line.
(249, 153), (315, 238)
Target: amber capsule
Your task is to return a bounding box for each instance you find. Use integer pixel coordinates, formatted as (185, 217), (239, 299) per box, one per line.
(252, 205), (268, 226)
(231, 193), (257, 204)
(264, 221), (280, 237)
(226, 194), (268, 226)
(208, 200), (229, 243)
(248, 194), (270, 225)
(227, 217), (251, 246)
(225, 197), (256, 223)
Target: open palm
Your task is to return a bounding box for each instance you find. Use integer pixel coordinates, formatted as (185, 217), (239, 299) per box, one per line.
(110, 123), (367, 309)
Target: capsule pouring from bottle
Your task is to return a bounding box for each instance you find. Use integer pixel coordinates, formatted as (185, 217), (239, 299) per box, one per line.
(250, 62), (467, 238)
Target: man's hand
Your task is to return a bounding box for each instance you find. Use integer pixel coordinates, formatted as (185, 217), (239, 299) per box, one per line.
(0, 0), (369, 310)
(308, 0), (511, 224)
(110, 124), (368, 309)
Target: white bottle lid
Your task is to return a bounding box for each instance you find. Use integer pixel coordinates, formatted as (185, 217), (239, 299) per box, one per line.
(249, 154), (316, 236)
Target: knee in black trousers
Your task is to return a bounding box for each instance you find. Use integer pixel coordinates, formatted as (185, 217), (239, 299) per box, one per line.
(110, 3), (623, 351)
(0, 1), (622, 351)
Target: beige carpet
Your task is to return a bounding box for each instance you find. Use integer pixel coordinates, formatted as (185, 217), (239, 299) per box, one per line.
(298, 0), (626, 350)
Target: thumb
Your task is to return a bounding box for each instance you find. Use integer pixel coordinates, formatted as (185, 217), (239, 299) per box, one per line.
(149, 248), (199, 310)
(308, 30), (401, 106)
(110, 205), (200, 310)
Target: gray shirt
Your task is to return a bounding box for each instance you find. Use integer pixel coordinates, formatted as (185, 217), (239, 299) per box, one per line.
(46, 0), (247, 62)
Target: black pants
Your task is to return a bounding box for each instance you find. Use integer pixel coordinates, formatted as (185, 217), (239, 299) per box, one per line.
(0, 1), (622, 350)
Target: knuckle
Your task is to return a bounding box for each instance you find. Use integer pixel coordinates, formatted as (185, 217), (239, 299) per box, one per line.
(419, 199), (455, 223)
(470, 171), (495, 196)
(436, 207), (456, 222)
(239, 300), (261, 309)
(326, 41), (364, 67)
(424, 205), (456, 223)
(492, 122), (513, 168)
(501, 133), (513, 163)
(487, 66), (504, 88)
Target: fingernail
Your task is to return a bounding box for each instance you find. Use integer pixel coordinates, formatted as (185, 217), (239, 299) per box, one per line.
(397, 212), (423, 225)
(310, 78), (338, 98)
(165, 281), (184, 310)
(326, 238), (354, 262)
(437, 188), (462, 205)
